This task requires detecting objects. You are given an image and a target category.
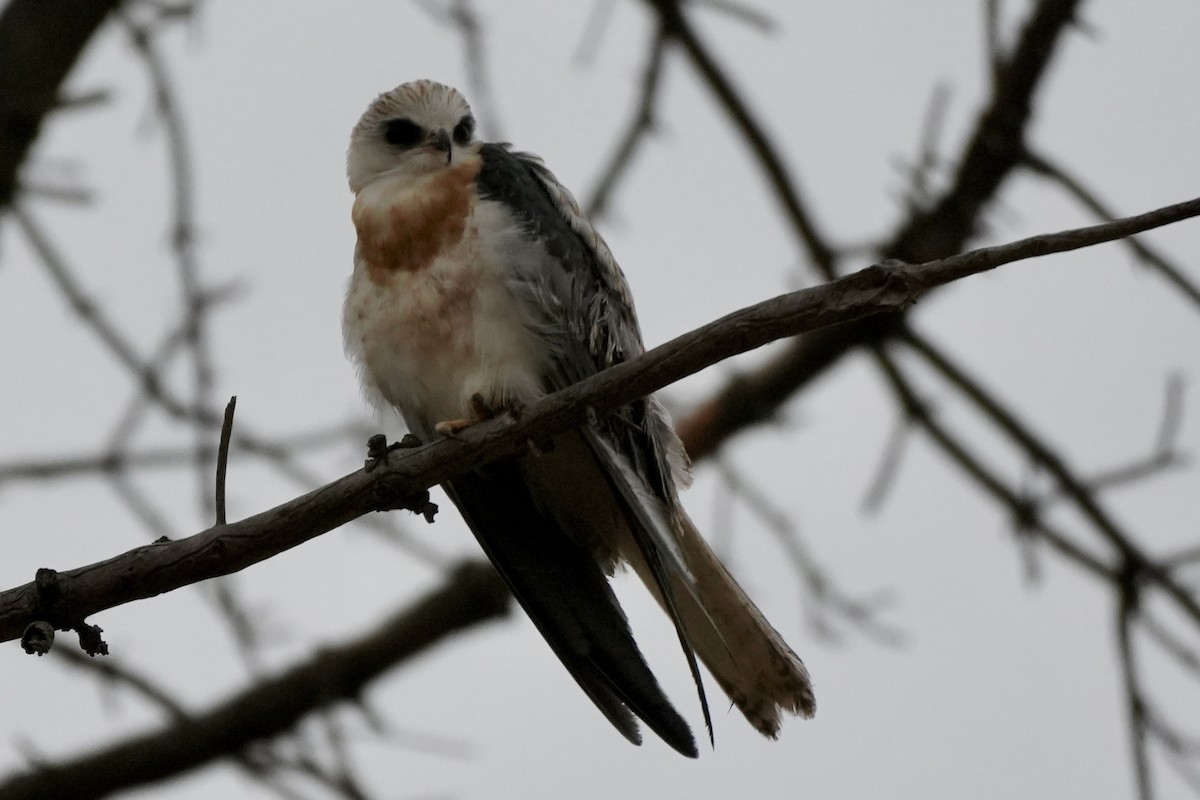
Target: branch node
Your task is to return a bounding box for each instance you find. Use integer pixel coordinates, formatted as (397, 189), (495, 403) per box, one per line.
(73, 622), (109, 657)
(21, 620), (55, 656)
(34, 567), (64, 606)
(364, 433), (423, 472)
(419, 497), (439, 524)
(24, 568), (110, 655)
(30, 567), (71, 632)
(876, 258), (925, 304)
(370, 476), (439, 524)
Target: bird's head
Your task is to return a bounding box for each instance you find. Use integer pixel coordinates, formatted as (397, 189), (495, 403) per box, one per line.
(347, 80), (477, 193)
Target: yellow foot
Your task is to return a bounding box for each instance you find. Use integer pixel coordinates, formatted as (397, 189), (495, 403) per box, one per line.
(433, 416), (483, 436)
(434, 394), (495, 436)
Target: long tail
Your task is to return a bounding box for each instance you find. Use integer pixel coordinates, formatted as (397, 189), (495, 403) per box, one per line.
(626, 512), (816, 736)
(444, 462), (698, 757)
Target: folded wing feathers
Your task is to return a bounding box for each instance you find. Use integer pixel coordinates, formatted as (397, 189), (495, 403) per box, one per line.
(443, 464), (699, 757)
(583, 427), (715, 747)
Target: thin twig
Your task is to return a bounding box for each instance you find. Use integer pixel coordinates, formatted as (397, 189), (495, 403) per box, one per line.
(416, 0), (504, 141)
(895, 83), (952, 211)
(714, 459), (901, 645)
(585, 20), (669, 220)
(215, 396), (237, 526)
(572, 0), (618, 65)
(1023, 148), (1200, 309)
(900, 326), (1200, 625)
(870, 346), (1114, 582)
(860, 413), (913, 514)
(1031, 374), (1187, 497)
(664, 0), (1093, 466)
(644, 0), (837, 276)
(122, 13), (218, 516)
(691, 0), (775, 33)
(1116, 587), (1153, 800)
(984, 0), (1005, 85)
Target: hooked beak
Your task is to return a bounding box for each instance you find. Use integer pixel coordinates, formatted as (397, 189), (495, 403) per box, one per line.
(430, 128), (452, 163)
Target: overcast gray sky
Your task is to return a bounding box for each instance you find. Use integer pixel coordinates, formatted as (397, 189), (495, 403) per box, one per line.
(3, 2), (1199, 798)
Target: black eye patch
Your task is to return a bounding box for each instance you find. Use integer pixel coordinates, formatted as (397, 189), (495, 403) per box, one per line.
(452, 114), (475, 145)
(383, 118), (423, 148)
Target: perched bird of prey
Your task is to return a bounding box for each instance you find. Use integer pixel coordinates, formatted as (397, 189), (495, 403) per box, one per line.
(343, 79), (814, 757)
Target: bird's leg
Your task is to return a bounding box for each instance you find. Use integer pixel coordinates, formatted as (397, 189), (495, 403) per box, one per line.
(434, 393), (497, 436)
(434, 393), (531, 436)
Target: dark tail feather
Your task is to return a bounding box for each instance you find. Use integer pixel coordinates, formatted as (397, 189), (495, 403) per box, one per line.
(582, 429), (715, 748)
(444, 462), (698, 757)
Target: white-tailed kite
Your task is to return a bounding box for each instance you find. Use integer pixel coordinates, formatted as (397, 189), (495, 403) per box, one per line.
(343, 80), (814, 757)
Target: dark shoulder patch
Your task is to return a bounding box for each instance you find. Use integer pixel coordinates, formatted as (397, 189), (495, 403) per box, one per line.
(477, 144), (582, 258)
(476, 143), (621, 379)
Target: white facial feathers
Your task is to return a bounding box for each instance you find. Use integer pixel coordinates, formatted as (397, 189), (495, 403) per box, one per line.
(346, 80), (477, 193)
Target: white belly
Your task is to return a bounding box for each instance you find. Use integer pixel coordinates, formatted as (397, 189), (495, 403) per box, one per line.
(343, 200), (547, 437)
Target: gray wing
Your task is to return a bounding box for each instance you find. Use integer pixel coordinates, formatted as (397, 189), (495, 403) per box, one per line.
(474, 143), (713, 743)
(475, 144), (690, 531)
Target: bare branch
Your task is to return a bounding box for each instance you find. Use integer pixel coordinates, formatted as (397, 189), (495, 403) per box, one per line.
(643, 0), (837, 275)
(714, 459), (901, 645)
(1067, 375), (1188, 495)
(1, 197), (1196, 644)
(585, 20), (669, 220)
(1023, 148), (1200, 309)
(899, 326), (1200, 626)
(674, 0), (1088, 462)
(860, 413), (914, 514)
(0, 562), (511, 800)
(691, 0), (776, 34)
(0, 0), (118, 209)
(871, 345), (1113, 580)
(1116, 590), (1153, 800)
(121, 12), (219, 514)
(983, 0), (1005, 84)
(415, 0), (504, 140)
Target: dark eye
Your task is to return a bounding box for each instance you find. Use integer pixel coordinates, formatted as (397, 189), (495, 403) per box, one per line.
(383, 118), (422, 148)
(452, 114), (475, 145)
